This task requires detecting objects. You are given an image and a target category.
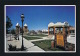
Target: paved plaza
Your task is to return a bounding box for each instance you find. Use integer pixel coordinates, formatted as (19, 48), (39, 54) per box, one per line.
(6, 34), (75, 52)
(67, 37), (76, 44)
(6, 34), (45, 52)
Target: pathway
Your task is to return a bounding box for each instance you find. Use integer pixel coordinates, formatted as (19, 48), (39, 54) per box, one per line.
(6, 34), (45, 52)
(29, 36), (52, 42)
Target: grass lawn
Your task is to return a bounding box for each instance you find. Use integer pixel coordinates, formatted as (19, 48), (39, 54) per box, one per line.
(28, 34), (48, 37)
(24, 36), (42, 40)
(32, 40), (64, 51)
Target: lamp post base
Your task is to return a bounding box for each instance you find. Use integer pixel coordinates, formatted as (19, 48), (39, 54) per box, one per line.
(21, 45), (24, 51)
(18, 37), (19, 40)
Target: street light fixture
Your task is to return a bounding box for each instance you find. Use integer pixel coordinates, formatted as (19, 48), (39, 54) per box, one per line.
(21, 14), (25, 51)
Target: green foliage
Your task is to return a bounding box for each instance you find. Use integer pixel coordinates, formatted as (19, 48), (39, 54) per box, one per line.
(6, 16), (13, 33)
(24, 36), (42, 40)
(11, 29), (16, 34)
(32, 40), (63, 51)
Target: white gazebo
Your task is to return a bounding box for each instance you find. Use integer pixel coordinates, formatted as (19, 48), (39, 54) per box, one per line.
(48, 22), (69, 27)
(16, 23), (20, 27)
(24, 23), (27, 27)
(23, 23), (28, 34)
(48, 22), (70, 35)
(16, 23), (20, 35)
(48, 22), (54, 27)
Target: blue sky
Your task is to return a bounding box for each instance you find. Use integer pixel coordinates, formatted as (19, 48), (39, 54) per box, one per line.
(6, 6), (75, 30)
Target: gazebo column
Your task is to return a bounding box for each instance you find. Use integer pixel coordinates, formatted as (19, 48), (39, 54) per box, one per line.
(68, 27), (70, 36)
(48, 27), (49, 35)
(54, 27), (55, 35)
(24, 23), (28, 34)
(16, 26), (19, 35)
(63, 26), (65, 35)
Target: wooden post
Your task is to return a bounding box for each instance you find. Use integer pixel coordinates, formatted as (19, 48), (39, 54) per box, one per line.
(63, 26), (65, 35)
(16, 26), (18, 35)
(48, 27), (49, 35)
(68, 27), (70, 36)
(54, 27), (55, 35)
(51, 41), (54, 48)
(54, 26), (56, 48)
(63, 26), (67, 49)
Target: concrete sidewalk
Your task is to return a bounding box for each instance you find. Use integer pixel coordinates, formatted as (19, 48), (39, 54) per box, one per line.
(6, 35), (45, 52)
(19, 35), (45, 51)
(29, 36), (54, 42)
(67, 37), (75, 44)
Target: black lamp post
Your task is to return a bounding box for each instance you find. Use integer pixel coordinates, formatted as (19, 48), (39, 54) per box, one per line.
(21, 14), (24, 50)
(18, 24), (19, 40)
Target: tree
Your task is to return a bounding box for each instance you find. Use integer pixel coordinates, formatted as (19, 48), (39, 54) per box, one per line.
(6, 16), (13, 34)
(30, 30), (37, 35)
(11, 29), (16, 34)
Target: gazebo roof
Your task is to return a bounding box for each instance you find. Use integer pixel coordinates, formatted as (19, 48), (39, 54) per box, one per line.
(16, 23), (19, 26)
(48, 22), (69, 27)
(24, 23), (27, 26)
(48, 22), (54, 27)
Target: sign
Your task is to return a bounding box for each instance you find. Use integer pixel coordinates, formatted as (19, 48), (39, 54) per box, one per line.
(56, 34), (64, 47)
